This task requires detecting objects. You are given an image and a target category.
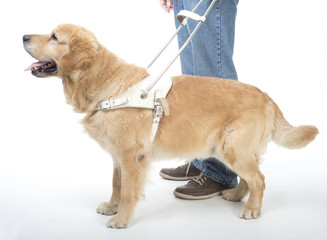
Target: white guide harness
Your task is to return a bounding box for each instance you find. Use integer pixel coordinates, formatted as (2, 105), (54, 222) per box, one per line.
(96, 76), (172, 142)
(96, 0), (216, 142)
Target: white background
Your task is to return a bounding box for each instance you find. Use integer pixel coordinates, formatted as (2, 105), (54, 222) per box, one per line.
(1, 0), (327, 239)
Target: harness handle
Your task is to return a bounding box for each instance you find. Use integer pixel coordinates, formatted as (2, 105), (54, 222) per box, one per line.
(142, 0), (218, 99)
(146, 0), (206, 70)
(177, 10), (206, 25)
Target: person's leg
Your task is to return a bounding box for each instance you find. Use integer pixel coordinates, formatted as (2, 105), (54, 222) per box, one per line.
(183, 0), (238, 80)
(183, 0), (239, 186)
(193, 158), (238, 187)
(161, 0), (239, 198)
(173, 0), (194, 75)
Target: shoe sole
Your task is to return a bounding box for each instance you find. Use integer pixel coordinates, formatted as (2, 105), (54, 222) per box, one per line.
(159, 171), (197, 181)
(173, 190), (222, 200)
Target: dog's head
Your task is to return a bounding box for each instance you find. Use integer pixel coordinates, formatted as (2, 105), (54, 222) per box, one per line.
(23, 24), (99, 78)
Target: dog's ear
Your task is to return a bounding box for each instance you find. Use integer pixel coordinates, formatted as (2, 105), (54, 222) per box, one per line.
(59, 30), (98, 72)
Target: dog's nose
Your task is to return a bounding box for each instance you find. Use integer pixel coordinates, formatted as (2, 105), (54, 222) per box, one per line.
(23, 35), (30, 43)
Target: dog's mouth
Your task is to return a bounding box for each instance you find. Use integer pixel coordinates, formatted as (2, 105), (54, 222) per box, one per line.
(25, 61), (57, 77)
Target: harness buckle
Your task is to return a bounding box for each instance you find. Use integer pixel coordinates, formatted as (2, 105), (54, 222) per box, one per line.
(153, 101), (163, 123)
(97, 100), (111, 110)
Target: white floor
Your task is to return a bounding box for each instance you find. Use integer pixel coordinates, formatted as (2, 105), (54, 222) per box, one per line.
(1, 0), (327, 239)
(1, 134), (327, 240)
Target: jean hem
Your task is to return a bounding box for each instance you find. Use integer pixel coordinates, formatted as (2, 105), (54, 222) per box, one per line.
(201, 171), (238, 188)
(192, 159), (238, 188)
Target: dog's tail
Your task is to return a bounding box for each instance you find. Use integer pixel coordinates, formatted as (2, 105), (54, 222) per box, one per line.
(272, 103), (318, 149)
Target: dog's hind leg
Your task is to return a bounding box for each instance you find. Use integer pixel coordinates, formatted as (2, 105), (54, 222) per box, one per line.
(97, 165), (121, 216)
(238, 167), (265, 219)
(218, 124), (266, 219)
(222, 177), (249, 202)
(225, 153), (265, 219)
(106, 150), (150, 229)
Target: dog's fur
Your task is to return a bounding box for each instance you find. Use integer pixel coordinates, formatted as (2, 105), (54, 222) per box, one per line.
(23, 24), (318, 228)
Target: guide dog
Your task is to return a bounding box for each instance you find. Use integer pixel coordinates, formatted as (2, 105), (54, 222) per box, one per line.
(23, 24), (318, 228)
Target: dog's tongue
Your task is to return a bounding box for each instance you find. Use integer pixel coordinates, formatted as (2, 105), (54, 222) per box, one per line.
(25, 61), (48, 71)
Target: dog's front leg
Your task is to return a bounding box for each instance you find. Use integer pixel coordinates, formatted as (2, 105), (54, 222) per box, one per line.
(106, 150), (149, 229)
(97, 165), (121, 216)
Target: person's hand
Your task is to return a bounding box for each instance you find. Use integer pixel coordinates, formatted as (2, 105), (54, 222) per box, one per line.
(160, 0), (173, 13)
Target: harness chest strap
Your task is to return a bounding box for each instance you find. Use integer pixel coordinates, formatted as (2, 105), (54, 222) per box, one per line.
(96, 76), (172, 142)
(97, 96), (129, 110)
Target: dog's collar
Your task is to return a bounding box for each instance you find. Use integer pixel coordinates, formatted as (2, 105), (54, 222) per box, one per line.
(96, 76), (172, 142)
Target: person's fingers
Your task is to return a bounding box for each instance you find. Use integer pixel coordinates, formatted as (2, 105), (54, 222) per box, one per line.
(167, 0), (173, 12)
(160, 0), (173, 13)
(160, 0), (169, 13)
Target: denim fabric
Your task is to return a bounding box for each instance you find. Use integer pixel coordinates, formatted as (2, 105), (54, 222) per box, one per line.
(193, 158), (238, 187)
(173, 0), (239, 80)
(173, 0), (239, 187)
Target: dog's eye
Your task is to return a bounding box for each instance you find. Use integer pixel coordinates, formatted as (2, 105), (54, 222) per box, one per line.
(51, 33), (58, 41)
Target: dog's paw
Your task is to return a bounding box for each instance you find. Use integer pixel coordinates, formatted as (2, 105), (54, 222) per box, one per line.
(96, 202), (118, 216)
(240, 206), (261, 219)
(106, 215), (128, 229)
(221, 189), (242, 202)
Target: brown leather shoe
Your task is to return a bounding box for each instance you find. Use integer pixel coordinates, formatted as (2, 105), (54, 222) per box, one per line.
(159, 162), (201, 181)
(173, 174), (233, 200)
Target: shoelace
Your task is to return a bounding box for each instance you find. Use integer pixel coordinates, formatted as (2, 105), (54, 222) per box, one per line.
(192, 174), (207, 186)
(185, 162), (191, 177)
(176, 162), (192, 177)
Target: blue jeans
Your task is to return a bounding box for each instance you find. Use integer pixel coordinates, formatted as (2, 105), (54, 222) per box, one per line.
(173, 0), (239, 187)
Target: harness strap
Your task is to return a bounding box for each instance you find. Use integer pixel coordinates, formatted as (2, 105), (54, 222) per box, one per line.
(97, 96), (128, 110)
(151, 90), (164, 142)
(96, 76), (172, 142)
(158, 98), (170, 116)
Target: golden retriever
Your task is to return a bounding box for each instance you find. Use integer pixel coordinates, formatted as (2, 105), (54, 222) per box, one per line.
(23, 24), (318, 228)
